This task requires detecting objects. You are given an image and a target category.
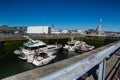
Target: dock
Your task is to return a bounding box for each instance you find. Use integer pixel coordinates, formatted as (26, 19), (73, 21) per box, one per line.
(2, 41), (120, 80)
(0, 34), (119, 42)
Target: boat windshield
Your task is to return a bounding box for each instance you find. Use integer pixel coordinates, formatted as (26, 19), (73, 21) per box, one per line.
(30, 45), (47, 50)
(40, 53), (48, 58)
(68, 44), (74, 46)
(23, 45), (47, 50)
(23, 46), (30, 50)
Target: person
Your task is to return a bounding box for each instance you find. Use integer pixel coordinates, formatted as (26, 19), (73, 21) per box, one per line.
(34, 50), (39, 60)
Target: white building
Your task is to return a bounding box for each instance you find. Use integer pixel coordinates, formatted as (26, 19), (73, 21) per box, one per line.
(27, 26), (51, 34)
(77, 30), (85, 34)
(61, 30), (69, 34)
(51, 28), (61, 34)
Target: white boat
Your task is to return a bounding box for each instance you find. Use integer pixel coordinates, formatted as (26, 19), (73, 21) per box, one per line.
(32, 53), (56, 66)
(14, 36), (62, 66)
(64, 37), (94, 52)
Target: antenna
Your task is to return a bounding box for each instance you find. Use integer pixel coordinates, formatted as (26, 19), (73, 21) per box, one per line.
(98, 18), (102, 36)
(52, 24), (54, 29)
(23, 36), (35, 42)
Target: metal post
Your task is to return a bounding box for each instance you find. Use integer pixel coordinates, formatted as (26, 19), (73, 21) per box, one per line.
(98, 59), (106, 80)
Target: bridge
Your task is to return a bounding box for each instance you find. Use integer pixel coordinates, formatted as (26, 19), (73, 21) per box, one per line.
(2, 40), (120, 80)
(0, 34), (120, 41)
(0, 34), (82, 41)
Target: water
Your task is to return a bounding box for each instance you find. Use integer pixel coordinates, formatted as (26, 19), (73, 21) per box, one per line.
(0, 57), (37, 79)
(102, 36), (120, 40)
(0, 50), (80, 79)
(0, 38), (114, 79)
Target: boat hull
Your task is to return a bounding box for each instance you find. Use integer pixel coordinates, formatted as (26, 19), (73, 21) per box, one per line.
(32, 55), (56, 66)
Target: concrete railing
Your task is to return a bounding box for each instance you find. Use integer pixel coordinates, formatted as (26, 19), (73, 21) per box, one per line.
(0, 34), (119, 41)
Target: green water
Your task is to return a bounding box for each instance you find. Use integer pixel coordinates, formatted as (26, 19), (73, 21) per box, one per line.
(0, 57), (36, 79)
(0, 38), (116, 79)
(0, 50), (79, 79)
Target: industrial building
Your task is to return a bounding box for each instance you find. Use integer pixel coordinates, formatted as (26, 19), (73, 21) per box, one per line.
(0, 25), (27, 34)
(51, 28), (61, 34)
(27, 26), (51, 34)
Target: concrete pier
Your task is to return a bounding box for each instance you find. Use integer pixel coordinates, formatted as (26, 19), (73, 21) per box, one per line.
(0, 34), (119, 41)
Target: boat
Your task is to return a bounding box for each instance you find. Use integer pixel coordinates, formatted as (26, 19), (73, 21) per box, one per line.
(14, 36), (62, 66)
(32, 53), (56, 66)
(64, 37), (94, 52)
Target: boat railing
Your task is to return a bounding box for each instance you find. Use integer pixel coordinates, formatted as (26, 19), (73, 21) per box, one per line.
(23, 35), (35, 42)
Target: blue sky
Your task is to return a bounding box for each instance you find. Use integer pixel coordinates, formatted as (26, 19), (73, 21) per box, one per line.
(0, 0), (120, 32)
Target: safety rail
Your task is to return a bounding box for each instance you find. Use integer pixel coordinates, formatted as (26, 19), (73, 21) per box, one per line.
(37, 41), (120, 80)
(2, 41), (120, 80)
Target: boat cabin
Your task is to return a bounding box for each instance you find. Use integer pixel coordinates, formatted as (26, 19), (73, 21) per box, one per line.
(23, 40), (47, 50)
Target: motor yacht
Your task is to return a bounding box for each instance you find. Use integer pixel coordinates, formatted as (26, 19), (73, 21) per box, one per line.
(14, 36), (62, 66)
